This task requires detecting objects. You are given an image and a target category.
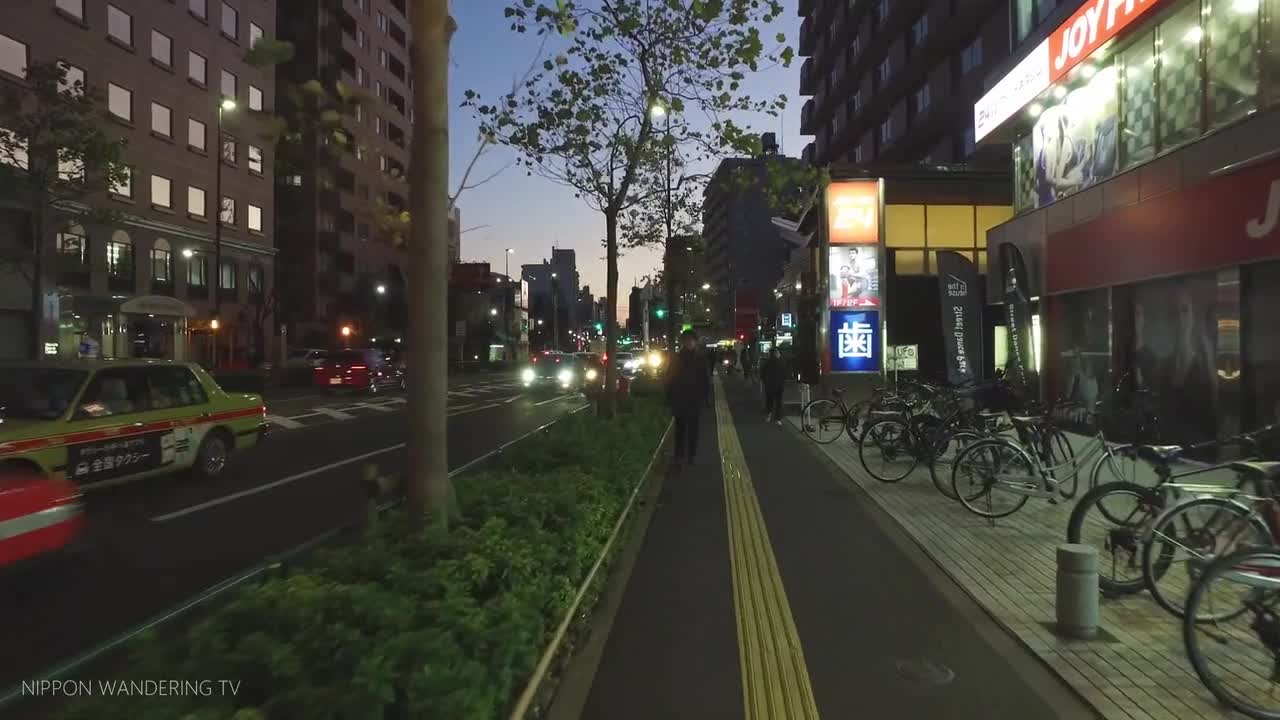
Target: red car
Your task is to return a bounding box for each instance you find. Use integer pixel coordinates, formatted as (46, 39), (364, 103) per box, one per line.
(0, 473), (84, 572)
(313, 349), (405, 393)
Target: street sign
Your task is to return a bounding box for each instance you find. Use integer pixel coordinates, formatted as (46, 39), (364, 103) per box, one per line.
(887, 345), (918, 371)
(781, 313), (793, 328)
(455, 321), (466, 338)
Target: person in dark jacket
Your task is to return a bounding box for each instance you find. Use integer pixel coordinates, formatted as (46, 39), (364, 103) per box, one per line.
(666, 329), (710, 469)
(760, 346), (786, 425)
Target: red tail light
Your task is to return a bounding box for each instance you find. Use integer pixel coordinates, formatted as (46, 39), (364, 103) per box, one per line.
(349, 365), (367, 370)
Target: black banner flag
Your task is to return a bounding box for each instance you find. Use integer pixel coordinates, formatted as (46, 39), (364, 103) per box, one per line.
(936, 251), (983, 385)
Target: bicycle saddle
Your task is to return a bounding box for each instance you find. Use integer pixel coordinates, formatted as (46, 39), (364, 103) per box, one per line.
(1009, 414), (1045, 424)
(832, 388), (844, 397)
(1137, 445), (1184, 464)
(976, 410), (1002, 418)
(1228, 461), (1280, 481)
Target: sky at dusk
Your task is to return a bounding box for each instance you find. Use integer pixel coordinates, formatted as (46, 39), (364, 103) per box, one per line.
(446, 3), (806, 323)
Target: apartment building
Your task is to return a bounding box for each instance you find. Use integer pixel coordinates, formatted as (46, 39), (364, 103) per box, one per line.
(274, 0), (411, 344)
(0, 0), (277, 362)
(798, 0), (1011, 167)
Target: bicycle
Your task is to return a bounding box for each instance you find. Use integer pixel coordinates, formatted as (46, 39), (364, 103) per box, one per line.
(800, 383), (915, 445)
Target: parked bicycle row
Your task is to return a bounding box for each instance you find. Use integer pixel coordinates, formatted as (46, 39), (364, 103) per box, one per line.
(801, 378), (1280, 720)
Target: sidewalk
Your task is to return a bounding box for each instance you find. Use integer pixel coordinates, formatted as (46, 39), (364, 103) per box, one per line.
(788, 413), (1240, 720)
(575, 376), (1091, 720)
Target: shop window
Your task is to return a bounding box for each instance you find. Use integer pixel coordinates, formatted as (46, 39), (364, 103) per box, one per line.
(1026, 60), (1118, 209)
(1157, 3), (1205, 151)
(1046, 289), (1112, 432)
(895, 250), (926, 275)
(1120, 32), (1157, 169)
(151, 238), (172, 284)
(1245, 261), (1280, 428)
(1207, 0), (1260, 129)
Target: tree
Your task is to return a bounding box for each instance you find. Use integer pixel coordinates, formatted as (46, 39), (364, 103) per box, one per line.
(0, 61), (129, 358)
(470, 0), (793, 416)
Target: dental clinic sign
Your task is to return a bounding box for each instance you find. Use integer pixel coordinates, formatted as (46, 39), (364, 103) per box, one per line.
(974, 0), (1160, 142)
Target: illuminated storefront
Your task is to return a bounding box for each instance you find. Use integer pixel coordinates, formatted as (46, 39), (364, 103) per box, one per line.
(977, 0), (1280, 441)
(822, 180), (884, 374)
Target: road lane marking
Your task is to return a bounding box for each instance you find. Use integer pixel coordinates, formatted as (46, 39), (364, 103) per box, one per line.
(714, 377), (820, 720)
(534, 394), (574, 406)
(265, 414), (304, 429)
(311, 407), (356, 420)
(350, 402), (397, 413)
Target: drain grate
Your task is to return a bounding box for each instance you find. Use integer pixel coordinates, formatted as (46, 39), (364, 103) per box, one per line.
(895, 658), (956, 687)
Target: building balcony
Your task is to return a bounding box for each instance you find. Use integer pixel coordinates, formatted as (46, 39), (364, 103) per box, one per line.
(800, 57), (816, 95)
(799, 16), (815, 55)
(798, 0), (814, 17)
(801, 142), (815, 166)
(800, 98), (815, 134)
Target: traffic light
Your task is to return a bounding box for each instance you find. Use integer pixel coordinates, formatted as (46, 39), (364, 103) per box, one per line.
(595, 322), (603, 332)
(655, 308), (666, 319)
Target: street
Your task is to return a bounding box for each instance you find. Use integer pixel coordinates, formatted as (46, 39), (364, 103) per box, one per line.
(0, 373), (586, 697)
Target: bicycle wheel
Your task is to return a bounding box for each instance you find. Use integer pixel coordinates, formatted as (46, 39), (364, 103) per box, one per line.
(928, 428), (984, 500)
(1065, 481), (1164, 596)
(858, 417), (918, 483)
(1184, 546), (1280, 720)
(843, 401), (867, 442)
(950, 439), (1033, 518)
(801, 398), (847, 444)
(1043, 428), (1078, 499)
(1143, 497), (1273, 620)
(1088, 444), (1146, 491)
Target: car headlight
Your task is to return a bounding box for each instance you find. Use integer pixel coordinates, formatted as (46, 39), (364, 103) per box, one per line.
(558, 369), (573, 383)
(648, 353), (661, 367)
(521, 368), (535, 384)
(586, 368), (598, 381)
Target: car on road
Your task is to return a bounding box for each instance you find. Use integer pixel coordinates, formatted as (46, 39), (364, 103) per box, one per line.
(0, 360), (266, 488)
(615, 352), (643, 378)
(0, 471), (84, 573)
(281, 348), (328, 369)
(521, 351), (586, 393)
(313, 349), (405, 393)
(574, 352), (606, 395)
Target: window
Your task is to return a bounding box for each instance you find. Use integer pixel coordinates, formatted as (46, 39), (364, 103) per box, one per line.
(58, 154), (84, 183)
(378, 48), (388, 68)
(220, 196), (235, 225)
(913, 85), (930, 114)
(55, 0), (83, 20)
(879, 118), (894, 144)
(75, 369), (148, 420)
(145, 367), (208, 409)
(219, 260), (236, 290)
(187, 253), (208, 288)
(107, 231), (133, 278)
(853, 145), (863, 163)
(375, 80), (382, 99)
(377, 12), (388, 32)
(221, 69), (237, 100)
(151, 239), (172, 282)
(57, 227), (88, 265)
(247, 144), (263, 173)
(248, 84), (263, 110)
(355, 104), (364, 122)
(187, 185), (206, 216)
(356, 0), (368, 13)
(107, 5), (132, 46)
(375, 116), (384, 135)
(912, 15), (928, 45)
(247, 264), (263, 296)
(378, 154), (388, 172)
(151, 30), (172, 66)
(1, 33), (28, 78)
(111, 166), (131, 197)
(357, 28), (366, 49)
(249, 22), (263, 49)
(189, 0), (207, 20)
(1120, 33), (1156, 168)
(55, 62), (84, 97)
(1159, 2), (1203, 148)
(284, 174), (301, 186)
(1208, 0), (1258, 129)
(0, 128), (28, 169)
(960, 38), (983, 75)
(355, 145), (367, 161)
(356, 66), (366, 86)
(222, 135), (237, 163)
(188, 51), (207, 85)
(877, 59), (891, 84)
(878, 0), (890, 21)
(247, 204), (262, 232)
(150, 103), (172, 137)
(187, 118), (206, 151)
(108, 83), (132, 122)
(221, 3), (238, 40)
(151, 175), (172, 208)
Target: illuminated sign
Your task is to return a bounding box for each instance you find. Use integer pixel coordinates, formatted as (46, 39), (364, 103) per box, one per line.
(829, 309), (880, 373)
(780, 313), (793, 328)
(828, 245), (879, 309)
(826, 181), (879, 245)
(974, 0), (1160, 142)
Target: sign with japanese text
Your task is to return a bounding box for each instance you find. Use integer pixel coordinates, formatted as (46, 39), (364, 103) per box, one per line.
(829, 309), (880, 373)
(67, 433), (164, 484)
(826, 181), (880, 245)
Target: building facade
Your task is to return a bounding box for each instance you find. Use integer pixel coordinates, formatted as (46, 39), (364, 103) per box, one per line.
(0, 0), (278, 363)
(798, 0), (1011, 167)
(274, 0), (411, 347)
(978, 0), (1280, 442)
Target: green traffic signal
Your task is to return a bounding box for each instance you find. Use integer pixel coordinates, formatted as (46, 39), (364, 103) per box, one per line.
(655, 308), (666, 318)
(595, 322), (603, 332)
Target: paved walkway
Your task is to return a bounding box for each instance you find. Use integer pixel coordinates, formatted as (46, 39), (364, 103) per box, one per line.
(577, 375), (1093, 720)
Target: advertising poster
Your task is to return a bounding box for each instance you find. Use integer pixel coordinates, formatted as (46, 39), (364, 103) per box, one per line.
(1031, 66), (1118, 208)
(1046, 288), (1110, 430)
(1000, 243), (1037, 400)
(936, 251), (983, 385)
(826, 181), (879, 245)
(829, 309), (880, 373)
(828, 245), (880, 308)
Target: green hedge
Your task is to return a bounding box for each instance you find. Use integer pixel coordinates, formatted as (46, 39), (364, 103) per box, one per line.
(58, 401), (669, 720)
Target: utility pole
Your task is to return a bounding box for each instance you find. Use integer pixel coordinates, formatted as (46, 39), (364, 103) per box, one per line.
(551, 272), (560, 351)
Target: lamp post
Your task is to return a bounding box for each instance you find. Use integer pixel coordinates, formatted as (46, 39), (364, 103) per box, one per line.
(504, 248), (513, 359)
(650, 102), (674, 349)
(550, 271), (559, 352)
(213, 99), (235, 323)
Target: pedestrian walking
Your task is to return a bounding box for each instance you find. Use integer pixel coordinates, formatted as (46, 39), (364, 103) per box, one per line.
(761, 346), (786, 425)
(740, 346), (754, 383)
(666, 329), (710, 470)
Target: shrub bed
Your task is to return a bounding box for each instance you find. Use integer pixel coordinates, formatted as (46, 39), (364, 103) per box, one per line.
(58, 400), (669, 720)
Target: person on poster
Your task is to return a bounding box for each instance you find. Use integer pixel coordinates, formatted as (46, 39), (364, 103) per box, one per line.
(829, 247), (878, 308)
(1160, 286), (1218, 441)
(1034, 105), (1085, 207)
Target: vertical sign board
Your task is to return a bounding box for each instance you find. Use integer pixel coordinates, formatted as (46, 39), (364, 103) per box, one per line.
(936, 250), (984, 385)
(1000, 243), (1037, 400)
(823, 180), (884, 374)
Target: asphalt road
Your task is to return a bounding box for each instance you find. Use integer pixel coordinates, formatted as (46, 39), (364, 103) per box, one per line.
(0, 372), (586, 705)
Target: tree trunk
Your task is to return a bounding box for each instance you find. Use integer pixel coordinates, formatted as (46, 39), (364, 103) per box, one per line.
(28, 194), (46, 360)
(600, 209), (620, 418)
(406, 0), (456, 524)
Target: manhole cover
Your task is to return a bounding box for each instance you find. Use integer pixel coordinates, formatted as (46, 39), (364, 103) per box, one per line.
(895, 659), (955, 687)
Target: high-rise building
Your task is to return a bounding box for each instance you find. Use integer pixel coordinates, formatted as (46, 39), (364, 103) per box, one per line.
(0, 0), (278, 362)
(797, 0), (1011, 167)
(274, 0), (412, 343)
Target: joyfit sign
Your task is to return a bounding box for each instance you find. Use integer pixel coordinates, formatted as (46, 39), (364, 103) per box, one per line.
(974, 0), (1161, 141)
(823, 180), (884, 374)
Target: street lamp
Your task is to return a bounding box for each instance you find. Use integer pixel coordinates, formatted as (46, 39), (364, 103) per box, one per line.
(490, 308), (498, 316)
(701, 282), (710, 290)
(376, 284), (386, 295)
(650, 101), (674, 350)
(340, 324), (352, 348)
(213, 98), (236, 323)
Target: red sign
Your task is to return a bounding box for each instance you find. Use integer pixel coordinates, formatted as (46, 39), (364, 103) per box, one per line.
(827, 181), (880, 245)
(1046, 155), (1280, 293)
(1049, 0), (1161, 83)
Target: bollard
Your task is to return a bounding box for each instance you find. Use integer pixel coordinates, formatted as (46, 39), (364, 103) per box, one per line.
(1056, 544), (1100, 639)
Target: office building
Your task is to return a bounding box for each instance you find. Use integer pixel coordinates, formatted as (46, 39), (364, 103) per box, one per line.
(798, 0), (1010, 167)
(274, 0), (411, 345)
(0, 0), (278, 362)
(978, 0), (1280, 441)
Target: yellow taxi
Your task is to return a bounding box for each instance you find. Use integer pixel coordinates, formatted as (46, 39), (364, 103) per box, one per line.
(0, 360), (267, 488)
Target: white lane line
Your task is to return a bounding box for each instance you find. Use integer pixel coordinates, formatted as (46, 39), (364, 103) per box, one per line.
(504, 394), (520, 404)
(151, 444), (407, 522)
(534, 394), (574, 406)
(265, 414), (305, 429)
(312, 407), (356, 420)
(350, 402), (396, 413)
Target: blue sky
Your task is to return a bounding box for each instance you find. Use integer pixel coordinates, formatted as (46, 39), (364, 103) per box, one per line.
(447, 3), (805, 322)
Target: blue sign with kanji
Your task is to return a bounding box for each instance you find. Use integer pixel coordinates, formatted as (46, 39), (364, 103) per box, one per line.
(829, 309), (880, 373)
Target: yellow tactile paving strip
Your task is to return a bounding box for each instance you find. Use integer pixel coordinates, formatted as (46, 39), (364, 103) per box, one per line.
(714, 377), (821, 720)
